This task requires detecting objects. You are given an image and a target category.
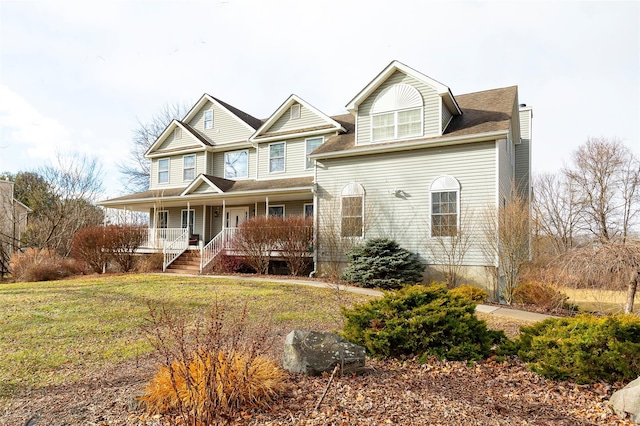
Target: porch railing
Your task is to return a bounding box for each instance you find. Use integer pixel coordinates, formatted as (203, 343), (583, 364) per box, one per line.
(146, 228), (188, 249)
(163, 228), (189, 271)
(200, 227), (238, 273)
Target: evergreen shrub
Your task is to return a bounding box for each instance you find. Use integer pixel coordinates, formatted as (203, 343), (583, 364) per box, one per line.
(342, 238), (425, 290)
(512, 314), (640, 383)
(341, 283), (506, 361)
(449, 284), (488, 303)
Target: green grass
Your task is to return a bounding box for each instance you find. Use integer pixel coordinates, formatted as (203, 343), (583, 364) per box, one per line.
(0, 274), (372, 397)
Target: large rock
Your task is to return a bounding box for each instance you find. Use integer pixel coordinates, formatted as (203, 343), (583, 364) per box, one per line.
(282, 329), (365, 376)
(610, 376), (640, 423)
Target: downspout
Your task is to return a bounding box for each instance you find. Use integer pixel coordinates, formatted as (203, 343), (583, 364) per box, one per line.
(311, 159), (318, 277)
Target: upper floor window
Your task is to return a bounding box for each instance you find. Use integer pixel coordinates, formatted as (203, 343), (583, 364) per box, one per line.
(371, 84), (423, 142)
(305, 137), (323, 169)
(174, 127), (181, 139)
(204, 109), (213, 129)
(341, 182), (365, 237)
(430, 175), (460, 237)
(290, 104), (301, 120)
(269, 142), (285, 173)
(158, 158), (169, 184)
(224, 150), (248, 179)
(183, 154), (196, 181)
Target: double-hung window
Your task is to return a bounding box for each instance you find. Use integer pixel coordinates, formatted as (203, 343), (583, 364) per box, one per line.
(268, 205), (285, 217)
(182, 209), (195, 235)
(305, 137), (323, 169)
(224, 150), (248, 179)
(430, 176), (460, 237)
(158, 158), (169, 184)
(370, 83), (423, 142)
(269, 142), (285, 173)
(341, 182), (365, 237)
(157, 211), (168, 229)
(204, 109), (213, 129)
(183, 154), (196, 181)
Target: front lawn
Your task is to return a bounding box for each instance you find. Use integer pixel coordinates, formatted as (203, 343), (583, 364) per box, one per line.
(0, 274), (371, 398)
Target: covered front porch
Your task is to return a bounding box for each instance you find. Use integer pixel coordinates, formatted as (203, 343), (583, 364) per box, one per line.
(99, 179), (316, 273)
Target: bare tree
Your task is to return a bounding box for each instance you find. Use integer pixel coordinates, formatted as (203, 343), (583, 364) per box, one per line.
(427, 205), (474, 288)
(558, 239), (640, 313)
(564, 137), (640, 242)
(24, 153), (104, 257)
(481, 186), (531, 304)
(119, 102), (189, 192)
(533, 172), (582, 255)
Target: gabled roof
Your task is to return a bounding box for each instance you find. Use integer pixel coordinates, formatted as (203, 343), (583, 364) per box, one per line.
(180, 174), (243, 195)
(183, 93), (262, 131)
(345, 60), (462, 116)
(145, 120), (212, 157)
(250, 94), (345, 142)
(314, 86), (517, 158)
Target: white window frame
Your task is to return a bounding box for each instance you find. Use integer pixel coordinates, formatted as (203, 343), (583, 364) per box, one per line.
(269, 142), (286, 174)
(204, 109), (213, 129)
(290, 104), (301, 120)
(341, 182), (365, 238)
(429, 176), (460, 237)
(268, 205), (285, 217)
(173, 127), (181, 139)
(305, 136), (324, 169)
(224, 149), (249, 179)
(181, 209), (195, 235)
(158, 158), (170, 184)
(303, 203), (313, 218)
(183, 154), (196, 181)
(156, 210), (169, 229)
(371, 107), (423, 142)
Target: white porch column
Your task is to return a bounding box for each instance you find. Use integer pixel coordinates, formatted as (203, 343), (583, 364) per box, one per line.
(265, 196), (269, 217)
(187, 201), (191, 235)
(202, 205), (206, 242)
(222, 199), (226, 229)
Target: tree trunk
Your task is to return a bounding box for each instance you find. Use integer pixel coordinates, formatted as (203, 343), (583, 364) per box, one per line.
(624, 270), (639, 314)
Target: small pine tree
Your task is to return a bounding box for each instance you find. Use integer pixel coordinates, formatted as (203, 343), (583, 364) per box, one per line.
(342, 238), (425, 290)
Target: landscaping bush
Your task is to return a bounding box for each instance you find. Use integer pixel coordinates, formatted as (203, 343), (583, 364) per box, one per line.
(511, 314), (640, 383)
(341, 283), (506, 361)
(136, 253), (164, 273)
(276, 215), (313, 276)
(342, 238), (425, 290)
(105, 225), (145, 272)
(142, 301), (287, 424)
(449, 284), (488, 303)
(71, 226), (110, 273)
(10, 248), (81, 282)
(513, 280), (571, 313)
(233, 216), (278, 274)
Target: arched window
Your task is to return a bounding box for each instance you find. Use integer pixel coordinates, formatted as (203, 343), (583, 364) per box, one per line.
(430, 176), (460, 237)
(341, 182), (365, 237)
(371, 84), (423, 142)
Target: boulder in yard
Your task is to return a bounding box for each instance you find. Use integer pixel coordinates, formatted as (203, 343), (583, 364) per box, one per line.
(282, 329), (365, 376)
(610, 376), (640, 423)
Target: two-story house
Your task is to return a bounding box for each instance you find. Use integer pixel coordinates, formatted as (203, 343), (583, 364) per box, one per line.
(0, 180), (31, 275)
(99, 60), (532, 285)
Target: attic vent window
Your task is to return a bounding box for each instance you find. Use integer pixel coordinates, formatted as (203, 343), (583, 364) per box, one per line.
(174, 127), (181, 139)
(290, 104), (301, 120)
(204, 109), (213, 129)
(370, 84), (423, 142)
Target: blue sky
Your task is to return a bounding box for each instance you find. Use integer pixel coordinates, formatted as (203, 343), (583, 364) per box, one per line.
(1, 0), (638, 198)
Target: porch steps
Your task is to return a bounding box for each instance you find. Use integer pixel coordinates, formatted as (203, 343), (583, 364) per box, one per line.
(165, 249), (200, 275)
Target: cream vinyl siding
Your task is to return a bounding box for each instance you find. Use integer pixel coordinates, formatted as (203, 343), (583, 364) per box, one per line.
(498, 138), (514, 199)
(357, 70), (441, 145)
(187, 100), (254, 144)
(515, 109), (532, 197)
(157, 128), (202, 151)
(254, 200), (310, 217)
(316, 141), (496, 265)
(257, 137), (315, 179)
(150, 152), (205, 189)
(264, 103), (327, 134)
(211, 148), (257, 179)
(441, 102), (453, 132)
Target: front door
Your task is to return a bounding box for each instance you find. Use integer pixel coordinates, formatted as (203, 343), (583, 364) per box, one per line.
(226, 207), (249, 228)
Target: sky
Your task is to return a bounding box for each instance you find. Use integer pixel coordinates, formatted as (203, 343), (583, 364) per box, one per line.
(0, 0), (638, 198)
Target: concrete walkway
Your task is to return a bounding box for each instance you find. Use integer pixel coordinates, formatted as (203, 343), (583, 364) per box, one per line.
(200, 274), (556, 322)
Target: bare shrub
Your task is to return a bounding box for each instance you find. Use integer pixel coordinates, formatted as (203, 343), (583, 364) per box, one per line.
(9, 248), (81, 282)
(105, 225), (145, 272)
(513, 280), (570, 314)
(71, 226), (110, 273)
(141, 301), (287, 424)
(136, 253), (164, 273)
(275, 215), (313, 276)
(232, 216), (277, 274)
